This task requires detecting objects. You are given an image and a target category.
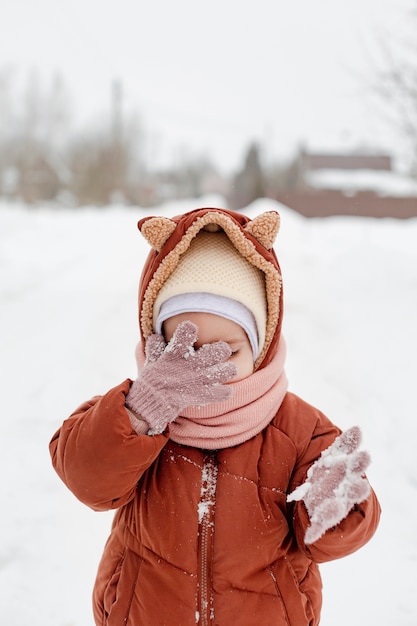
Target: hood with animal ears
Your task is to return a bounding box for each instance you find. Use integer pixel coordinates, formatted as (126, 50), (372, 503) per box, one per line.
(137, 207), (283, 370)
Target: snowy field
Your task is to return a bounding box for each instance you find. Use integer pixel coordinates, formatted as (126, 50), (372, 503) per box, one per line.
(1, 195), (416, 625)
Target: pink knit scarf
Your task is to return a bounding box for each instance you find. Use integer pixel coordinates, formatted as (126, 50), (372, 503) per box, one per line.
(169, 338), (288, 449)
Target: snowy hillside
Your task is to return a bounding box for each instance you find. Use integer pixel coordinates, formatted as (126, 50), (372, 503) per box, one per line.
(1, 196), (416, 625)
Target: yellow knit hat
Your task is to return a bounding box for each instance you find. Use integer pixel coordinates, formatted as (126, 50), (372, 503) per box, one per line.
(153, 231), (267, 352)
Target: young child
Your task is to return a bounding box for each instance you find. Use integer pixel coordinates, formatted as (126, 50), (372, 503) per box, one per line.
(50, 207), (381, 626)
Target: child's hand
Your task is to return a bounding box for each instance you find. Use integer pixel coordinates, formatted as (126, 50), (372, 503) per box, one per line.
(287, 426), (371, 544)
(126, 321), (237, 435)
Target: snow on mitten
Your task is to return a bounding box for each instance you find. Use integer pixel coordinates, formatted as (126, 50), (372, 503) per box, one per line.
(287, 426), (371, 544)
(126, 320), (237, 435)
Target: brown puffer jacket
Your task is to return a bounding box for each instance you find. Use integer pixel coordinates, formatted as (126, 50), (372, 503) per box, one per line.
(50, 207), (381, 625)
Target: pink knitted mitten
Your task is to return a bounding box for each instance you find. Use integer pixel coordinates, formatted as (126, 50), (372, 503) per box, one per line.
(287, 426), (371, 544)
(126, 321), (237, 435)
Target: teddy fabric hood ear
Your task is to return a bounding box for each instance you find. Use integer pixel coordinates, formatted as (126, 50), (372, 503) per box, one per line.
(139, 217), (177, 252)
(137, 207), (283, 370)
(138, 210), (280, 251)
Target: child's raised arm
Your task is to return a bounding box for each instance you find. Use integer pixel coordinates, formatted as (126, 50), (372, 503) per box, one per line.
(49, 380), (167, 511)
(288, 426), (371, 543)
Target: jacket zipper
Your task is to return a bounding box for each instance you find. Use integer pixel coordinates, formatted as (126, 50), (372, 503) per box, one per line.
(197, 452), (218, 626)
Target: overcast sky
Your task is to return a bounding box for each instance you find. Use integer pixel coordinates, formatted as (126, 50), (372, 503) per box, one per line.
(1, 0), (415, 171)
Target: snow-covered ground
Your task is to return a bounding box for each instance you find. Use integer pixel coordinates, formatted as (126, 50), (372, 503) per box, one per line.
(1, 196), (416, 625)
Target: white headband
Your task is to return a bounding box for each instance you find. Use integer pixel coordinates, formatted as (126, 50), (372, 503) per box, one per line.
(155, 293), (259, 359)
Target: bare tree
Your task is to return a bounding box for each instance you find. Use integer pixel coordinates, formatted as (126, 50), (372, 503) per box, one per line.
(229, 142), (265, 210)
(0, 69), (73, 202)
(371, 6), (417, 175)
(0, 68), (232, 206)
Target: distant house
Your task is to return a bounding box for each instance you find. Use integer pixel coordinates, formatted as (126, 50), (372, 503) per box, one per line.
(299, 151), (392, 173)
(275, 149), (417, 218)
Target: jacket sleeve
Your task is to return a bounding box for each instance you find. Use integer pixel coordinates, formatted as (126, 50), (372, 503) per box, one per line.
(281, 393), (381, 563)
(49, 380), (168, 512)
